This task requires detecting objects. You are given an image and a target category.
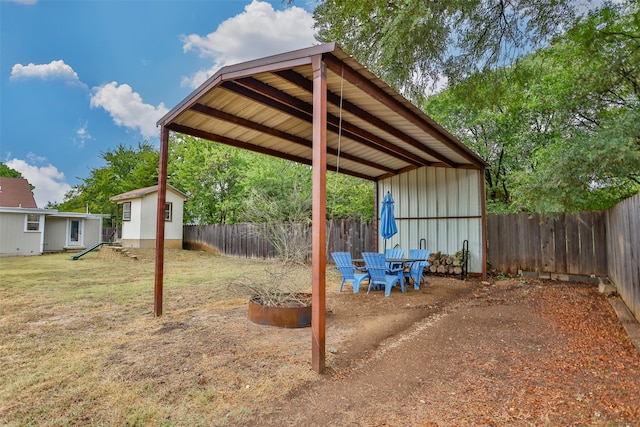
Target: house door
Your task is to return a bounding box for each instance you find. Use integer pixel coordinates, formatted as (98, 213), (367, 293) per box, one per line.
(68, 219), (83, 247)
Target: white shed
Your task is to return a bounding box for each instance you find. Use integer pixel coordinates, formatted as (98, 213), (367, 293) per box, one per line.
(110, 185), (187, 249)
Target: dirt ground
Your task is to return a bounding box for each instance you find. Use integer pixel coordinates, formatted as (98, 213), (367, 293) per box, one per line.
(243, 276), (640, 426)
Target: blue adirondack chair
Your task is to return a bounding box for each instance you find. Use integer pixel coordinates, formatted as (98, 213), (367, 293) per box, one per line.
(384, 247), (404, 270)
(331, 252), (370, 293)
(362, 252), (404, 297)
(404, 249), (431, 290)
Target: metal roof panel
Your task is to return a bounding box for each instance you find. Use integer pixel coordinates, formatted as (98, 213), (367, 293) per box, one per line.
(159, 42), (488, 182)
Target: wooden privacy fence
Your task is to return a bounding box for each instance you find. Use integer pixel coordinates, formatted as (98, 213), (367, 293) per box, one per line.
(184, 215), (611, 276)
(184, 219), (374, 259)
(605, 194), (640, 322)
(325, 219), (374, 257)
(183, 223), (279, 258)
(486, 212), (608, 276)
(184, 210), (637, 280)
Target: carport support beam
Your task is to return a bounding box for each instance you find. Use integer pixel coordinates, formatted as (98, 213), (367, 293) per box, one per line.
(154, 126), (169, 317)
(311, 55), (327, 374)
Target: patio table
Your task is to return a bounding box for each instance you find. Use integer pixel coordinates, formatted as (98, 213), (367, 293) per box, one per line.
(353, 257), (427, 287)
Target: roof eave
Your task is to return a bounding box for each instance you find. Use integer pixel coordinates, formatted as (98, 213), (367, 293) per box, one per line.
(157, 42), (338, 128)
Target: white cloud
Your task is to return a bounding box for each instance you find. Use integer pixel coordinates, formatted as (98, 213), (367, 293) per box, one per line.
(181, 0), (316, 88)
(10, 60), (83, 85)
(26, 152), (46, 164)
(5, 158), (72, 208)
(73, 123), (92, 148)
(90, 82), (168, 139)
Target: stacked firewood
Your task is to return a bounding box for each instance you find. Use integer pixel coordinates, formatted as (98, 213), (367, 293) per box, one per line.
(427, 251), (465, 276)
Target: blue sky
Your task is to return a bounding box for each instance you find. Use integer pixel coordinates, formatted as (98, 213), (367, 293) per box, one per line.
(1, 0), (317, 207)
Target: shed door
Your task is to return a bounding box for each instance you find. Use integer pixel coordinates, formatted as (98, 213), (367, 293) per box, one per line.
(68, 219), (83, 247)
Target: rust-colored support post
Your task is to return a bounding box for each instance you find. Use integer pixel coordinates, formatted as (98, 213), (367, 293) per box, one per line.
(479, 168), (488, 280)
(373, 181), (379, 252)
(154, 126), (169, 316)
(311, 55), (327, 373)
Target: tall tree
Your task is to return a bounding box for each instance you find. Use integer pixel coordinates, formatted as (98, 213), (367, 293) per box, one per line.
(239, 156), (313, 224)
(168, 134), (248, 224)
(169, 133), (375, 224)
(510, 2), (640, 211)
(424, 55), (565, 211)
(314, 0), (576, 99)
(326, 171), (374, 221)
(0, 163), (24, 179)
(56, 142), (159, 216)
(424, 1), (640, 212)
(237, 151), (375, 223)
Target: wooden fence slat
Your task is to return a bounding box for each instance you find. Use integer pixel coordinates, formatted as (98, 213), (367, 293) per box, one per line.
(593, 211), (607, 276)
(554, 213), (567, 274)
(607, 194), (640, 321)
(630, 196), (640, 318)
(486, 215), (500, 270)
(530, 214), (542, 271)
(540, 214), (556, 273)
(515, 213), (528, 271)
(578, 212), (595, 276)
(508, 214), (521, 273)
(565, 214), (581, 275)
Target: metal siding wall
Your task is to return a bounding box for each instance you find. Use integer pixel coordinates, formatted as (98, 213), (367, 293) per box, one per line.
(0, 213), (21, 255)
(407, 170), (419, 251)
(164, 193), (183, 240)
(43, 217), (67, 251)
(140, 196), (157, 239)
(378, 167), (484, 273)
(171, 199), (185, 242)
(0, 213), (42, 256)
(129, 199), (143, 240)
(83, 219), (101, 247)
(446, 169), (458, 257)
(425, 168), (439, 253)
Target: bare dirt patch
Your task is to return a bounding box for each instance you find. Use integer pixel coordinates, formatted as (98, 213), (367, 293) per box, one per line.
(250, 278), (640, 427)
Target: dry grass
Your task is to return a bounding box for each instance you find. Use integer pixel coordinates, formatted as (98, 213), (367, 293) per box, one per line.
(0, 249), (318, 426)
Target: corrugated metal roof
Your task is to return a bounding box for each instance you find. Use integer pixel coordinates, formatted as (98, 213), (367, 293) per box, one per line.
(157, 42), (488, 181)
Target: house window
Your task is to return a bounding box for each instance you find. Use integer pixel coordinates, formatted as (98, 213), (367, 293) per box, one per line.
(25, 214), (40, 231)
(164, 202), (173, 222)
(122, 202), (131, 221)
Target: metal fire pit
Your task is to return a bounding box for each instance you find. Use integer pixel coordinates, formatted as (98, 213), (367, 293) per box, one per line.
(248, 293), (312, 328)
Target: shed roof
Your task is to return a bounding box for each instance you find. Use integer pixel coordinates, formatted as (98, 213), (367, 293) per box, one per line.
(110, 185), (188, 202)
(157, 42), (488, 181)
(0, 177), (38, 208)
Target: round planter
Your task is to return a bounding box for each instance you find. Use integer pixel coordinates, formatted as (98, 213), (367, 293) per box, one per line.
(248, 293), (312, 328)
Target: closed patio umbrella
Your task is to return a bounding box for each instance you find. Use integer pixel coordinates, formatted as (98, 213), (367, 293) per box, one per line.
(380, 191), (397, 250)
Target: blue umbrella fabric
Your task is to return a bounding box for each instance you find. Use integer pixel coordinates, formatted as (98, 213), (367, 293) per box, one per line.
(380, 191), (398, 241)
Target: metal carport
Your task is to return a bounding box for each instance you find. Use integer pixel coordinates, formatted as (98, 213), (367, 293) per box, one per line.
(155, 42), (489, 373)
